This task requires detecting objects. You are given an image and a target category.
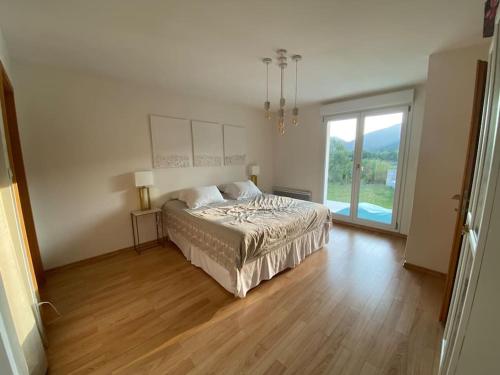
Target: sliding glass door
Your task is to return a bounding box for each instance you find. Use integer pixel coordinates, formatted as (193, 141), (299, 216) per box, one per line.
(325, 106), (408, 230)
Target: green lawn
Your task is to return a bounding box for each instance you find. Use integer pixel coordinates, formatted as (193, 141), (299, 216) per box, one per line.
(327, 182), (395, 209)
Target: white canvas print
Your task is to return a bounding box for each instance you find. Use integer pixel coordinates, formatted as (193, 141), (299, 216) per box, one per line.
(192, 121), (223, 167)
(150, 115), (192, 168)
(223, 125), (246, 165)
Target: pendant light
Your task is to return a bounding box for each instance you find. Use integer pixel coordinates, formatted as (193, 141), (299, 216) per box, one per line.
(291, 55), (301, 126)
(261, 49), (302, 135)
(263, 57), (272, 120)
(277, 49), (287, 136)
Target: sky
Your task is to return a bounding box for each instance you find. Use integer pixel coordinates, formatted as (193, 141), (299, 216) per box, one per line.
(329, 112), (403, 142)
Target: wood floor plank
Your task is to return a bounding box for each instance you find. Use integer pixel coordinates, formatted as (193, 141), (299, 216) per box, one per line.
(41, 224), (444, 374)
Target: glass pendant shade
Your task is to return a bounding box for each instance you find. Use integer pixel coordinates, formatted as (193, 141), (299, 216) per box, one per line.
(291, 107), (299, 126)
(264, 101), (271, 120)
(278, 117), (285, 135)
(278, 108), (285, 135)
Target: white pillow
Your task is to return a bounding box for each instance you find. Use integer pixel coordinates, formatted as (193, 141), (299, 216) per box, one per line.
(178, 186), (225, 209)
(219, 180), (262, 200)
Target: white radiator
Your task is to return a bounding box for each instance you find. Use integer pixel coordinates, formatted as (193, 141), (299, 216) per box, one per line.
(272, 186), (312, 201)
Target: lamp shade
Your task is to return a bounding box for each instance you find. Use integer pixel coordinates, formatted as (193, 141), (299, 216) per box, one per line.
(134, 170), (154, 187)
(248, 165), (260, 176)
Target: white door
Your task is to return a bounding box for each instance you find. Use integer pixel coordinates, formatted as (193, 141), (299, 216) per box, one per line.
(440, 17), (500, 375)
(324, 106), (409, 231)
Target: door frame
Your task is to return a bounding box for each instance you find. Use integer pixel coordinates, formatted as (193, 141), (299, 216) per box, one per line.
(0, 60), (45, 287)
(439, 60), (488, 322)
(323, 105), (409, 232)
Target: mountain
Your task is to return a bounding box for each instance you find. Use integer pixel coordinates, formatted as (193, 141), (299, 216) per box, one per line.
(333, 124), (401, 152)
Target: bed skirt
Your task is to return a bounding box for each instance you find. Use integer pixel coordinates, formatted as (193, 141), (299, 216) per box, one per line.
(167, 222), (330, 298)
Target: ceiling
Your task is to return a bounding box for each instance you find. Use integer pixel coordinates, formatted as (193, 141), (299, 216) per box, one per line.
(0, 0), (488, 108)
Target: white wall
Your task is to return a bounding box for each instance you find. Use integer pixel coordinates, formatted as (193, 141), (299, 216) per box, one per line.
(0, 28), (10, 76)
(12, 61), (274, 269)
(272, 86), (426, 235)
(273, 104), (324, 203)
(400, 87), (426, 234)
(405, 43), (490, 273)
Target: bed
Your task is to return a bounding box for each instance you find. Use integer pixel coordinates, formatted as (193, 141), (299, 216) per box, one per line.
(163, 193), (331, 297)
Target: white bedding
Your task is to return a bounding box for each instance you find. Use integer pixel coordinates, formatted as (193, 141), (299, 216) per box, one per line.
(163, 195), (331, 297)
(167, 221), (329, 297)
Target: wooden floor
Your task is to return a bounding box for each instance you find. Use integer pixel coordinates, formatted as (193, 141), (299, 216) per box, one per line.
(41, 224), (445, 374)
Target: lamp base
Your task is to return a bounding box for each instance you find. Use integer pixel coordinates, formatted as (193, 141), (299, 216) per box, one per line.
(250, 175), (258, 186)
(138, 187), (151, 210)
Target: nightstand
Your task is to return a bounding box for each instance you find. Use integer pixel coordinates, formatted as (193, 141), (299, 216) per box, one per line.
(130, 208), (165, 253)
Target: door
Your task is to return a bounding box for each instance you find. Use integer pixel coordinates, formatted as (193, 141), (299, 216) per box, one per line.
(325, 106), (408, 231)
(0, 61), (44, 287)
(440, 23), (500, 374)
(440, 60), (488, 322)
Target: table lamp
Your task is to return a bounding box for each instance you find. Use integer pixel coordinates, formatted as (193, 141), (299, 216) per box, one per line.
(248, 165), (260, 186)
(134, 170), (154, 210)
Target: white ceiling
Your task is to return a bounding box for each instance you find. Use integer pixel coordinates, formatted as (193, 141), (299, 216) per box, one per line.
(0, 0), (488, 108)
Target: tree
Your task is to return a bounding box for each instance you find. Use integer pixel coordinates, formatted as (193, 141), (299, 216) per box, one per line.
(329, 137), (398, 185)
(329, 138), (353, 184)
